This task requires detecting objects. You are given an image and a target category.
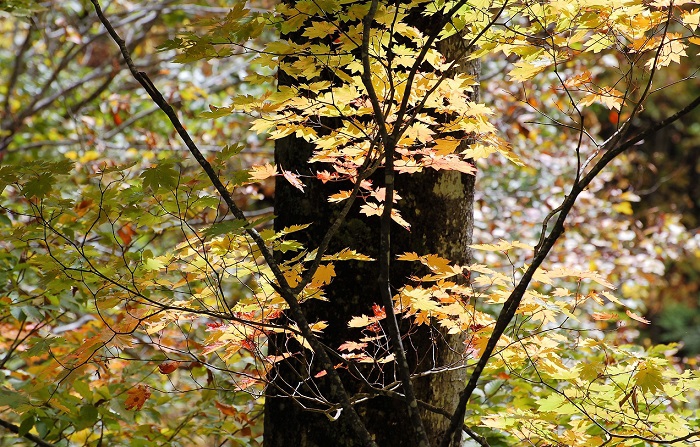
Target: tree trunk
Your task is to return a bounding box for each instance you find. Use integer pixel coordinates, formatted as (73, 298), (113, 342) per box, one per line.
(264, 6), (478, 447)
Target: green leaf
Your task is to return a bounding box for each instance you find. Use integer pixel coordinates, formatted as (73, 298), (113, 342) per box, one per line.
(0, 166), (18, 192)
(18, 414), (34, 436)
(21, 175), (54, 198)
(229, 170), (252, 186)
(34, 418), (49, 438)
(73, 380), (93, 402)
(0, 389), (29, 407)
(140, 163), (179, 192)
(203, 219), (247, 238)
(201, 105), (234, 119)
(215, 144), (245, 165)
(0, 0), (46, 17)
(24, 337), (54, 358)
(142, 257), (166, 272)
(634, 361), (665, 394)
(277, 239), (303, 253)
(75, 405), (98, 430)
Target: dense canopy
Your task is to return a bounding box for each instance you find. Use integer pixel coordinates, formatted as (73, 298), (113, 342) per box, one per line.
(0, 0), (699, 446)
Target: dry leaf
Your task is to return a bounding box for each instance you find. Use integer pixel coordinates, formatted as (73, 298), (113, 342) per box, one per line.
(125, 385), (151, 411)
(626, 310), (651, 324)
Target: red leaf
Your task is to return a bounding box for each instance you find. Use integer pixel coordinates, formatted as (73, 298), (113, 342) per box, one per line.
(372, 304), (385, 319)
(316, 170), (334, 183)
(158, 361), (178, 374)
(111, 110), (123, 126)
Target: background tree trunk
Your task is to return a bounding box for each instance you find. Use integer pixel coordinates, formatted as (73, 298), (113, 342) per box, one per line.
(263, 8), (478, 447)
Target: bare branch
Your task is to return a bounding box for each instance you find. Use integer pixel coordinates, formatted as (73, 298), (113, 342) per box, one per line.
(0, 418), (57, 447)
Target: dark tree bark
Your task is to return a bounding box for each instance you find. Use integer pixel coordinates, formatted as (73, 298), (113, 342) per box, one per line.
(263, 5), (478, 446)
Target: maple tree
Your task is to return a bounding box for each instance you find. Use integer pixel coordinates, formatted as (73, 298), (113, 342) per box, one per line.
(1, 0), (700, 446)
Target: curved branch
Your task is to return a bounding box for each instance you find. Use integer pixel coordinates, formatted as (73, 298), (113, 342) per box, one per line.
(90, 2), (378, 445)
(0, 418), (57, 447)
(439, 88), (700, 447)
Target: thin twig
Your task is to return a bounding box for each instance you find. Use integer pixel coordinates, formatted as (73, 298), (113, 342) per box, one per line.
(2, 22), (34, 118)
(90, 2), (378, 445)
(439, 88), (700, 447)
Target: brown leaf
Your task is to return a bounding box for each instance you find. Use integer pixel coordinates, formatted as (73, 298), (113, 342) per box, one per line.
(215, 400), (238, 416)
(125, 385), (151, 411)
(158, 361), (178, 374)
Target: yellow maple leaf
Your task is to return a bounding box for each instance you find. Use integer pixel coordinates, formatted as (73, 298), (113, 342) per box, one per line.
(433, 138), (461, 155)
(683, 8), (700, 30)
(470, 239), (532, 252)
(601, 291), (622, 305)
(580, 87), (624, 111)
(397, 252), (421, 261)
(633, 360), (664, 394)
(249, 163), (277, 181)
(424, 254), (453, 274)
(310, 263), (336, 287)
(309, 321), (328, 332)
(647, 34), (687, 68)
(613, 202), (633, 215)
(508, 56), (550, 82)
(402, 286), (441, 312)
(323, 248), (374, 261)
(359, 202), (382, 217)
(328, 190), (352, 203)
(403, 122), (435, 144)
(348, 314), (375, 328)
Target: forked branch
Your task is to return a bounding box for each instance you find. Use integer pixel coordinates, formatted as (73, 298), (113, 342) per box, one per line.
(90, 1), (378, 445)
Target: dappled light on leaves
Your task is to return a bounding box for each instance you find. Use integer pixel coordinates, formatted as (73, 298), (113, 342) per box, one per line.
(0, 0), (699, 445)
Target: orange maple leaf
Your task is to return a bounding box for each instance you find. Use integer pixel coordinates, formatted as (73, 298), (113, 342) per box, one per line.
(215, 400), (238, 416)
(116, 223), (137, 245)
(316, 170), (335, 183)
(591, 312), (618, 321)
(125, 385), (151, 411)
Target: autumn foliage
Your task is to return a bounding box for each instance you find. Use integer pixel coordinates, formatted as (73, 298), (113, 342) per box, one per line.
(0, 0), (699, 446)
